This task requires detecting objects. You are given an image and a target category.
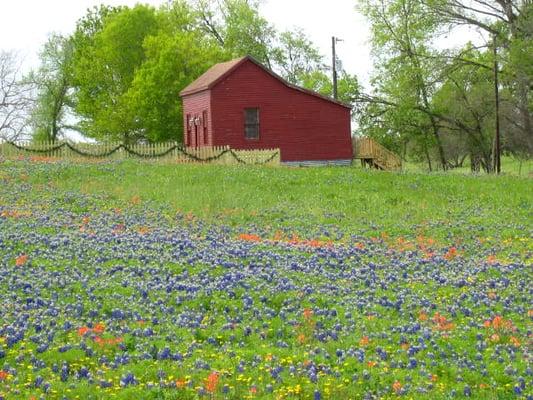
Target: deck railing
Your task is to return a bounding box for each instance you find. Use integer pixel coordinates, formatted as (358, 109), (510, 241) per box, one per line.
(353, 137), (402, 171)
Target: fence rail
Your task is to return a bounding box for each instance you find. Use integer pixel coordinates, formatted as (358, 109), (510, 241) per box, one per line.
(0, 141), (280, 166)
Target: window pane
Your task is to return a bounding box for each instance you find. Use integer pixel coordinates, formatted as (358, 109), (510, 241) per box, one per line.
(244, 108), (259, 139)
(245, 125), (259, 139)
(245, 108), (258, 124)
(203, 111), (208, 144)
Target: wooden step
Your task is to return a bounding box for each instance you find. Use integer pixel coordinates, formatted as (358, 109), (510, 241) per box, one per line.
(353, 137), (402, 171)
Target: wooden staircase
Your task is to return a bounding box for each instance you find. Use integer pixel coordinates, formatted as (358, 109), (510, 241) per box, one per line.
(353, 137), (402, 171)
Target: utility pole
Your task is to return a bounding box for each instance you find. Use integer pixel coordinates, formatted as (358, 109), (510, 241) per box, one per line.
(492, 35), (501, 174)
(332, 36), (343, 100)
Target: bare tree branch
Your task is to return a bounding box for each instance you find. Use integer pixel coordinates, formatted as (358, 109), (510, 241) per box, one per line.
(0, 51), (34, 141)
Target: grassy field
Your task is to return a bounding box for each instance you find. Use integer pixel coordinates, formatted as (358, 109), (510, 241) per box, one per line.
(14, 159), (532, 252)
(401, 156), (533, 176)
(0, 159), (531, 399)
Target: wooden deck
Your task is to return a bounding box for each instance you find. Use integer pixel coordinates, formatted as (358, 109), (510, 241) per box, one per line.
(353, 137), (402, 171)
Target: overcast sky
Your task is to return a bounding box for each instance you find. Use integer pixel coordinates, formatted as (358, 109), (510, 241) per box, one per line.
(0, 0), (372, 82)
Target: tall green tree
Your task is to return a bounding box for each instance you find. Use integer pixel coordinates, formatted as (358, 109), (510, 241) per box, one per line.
(433, 49), (497, 172)
(125, 31), (227, 142)
(358, 0), (448, 170)
(423, 0), (533, 159)
(30, 34), (75, 142)
(72, 5), (160, 143)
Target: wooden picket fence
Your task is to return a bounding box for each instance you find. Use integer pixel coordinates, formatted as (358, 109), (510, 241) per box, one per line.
(0, 141), (281, 166)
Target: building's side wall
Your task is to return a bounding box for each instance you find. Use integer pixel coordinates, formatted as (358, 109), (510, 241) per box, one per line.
(210, 61), (353, 162)
(181, 90), (212, 147)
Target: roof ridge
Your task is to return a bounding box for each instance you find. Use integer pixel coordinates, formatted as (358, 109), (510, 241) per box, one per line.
(179, 56), (248, 97)
(180, 55), (352, 109)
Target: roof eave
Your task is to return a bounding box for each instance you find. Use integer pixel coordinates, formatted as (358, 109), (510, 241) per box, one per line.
(179, 56), (249, 98)
(179, 86), (209, 97)
(180, 55), (353, 109)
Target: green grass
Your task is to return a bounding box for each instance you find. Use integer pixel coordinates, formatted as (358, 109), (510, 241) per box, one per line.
(13, 159), (531, 246)
(401, 155), (533, 176)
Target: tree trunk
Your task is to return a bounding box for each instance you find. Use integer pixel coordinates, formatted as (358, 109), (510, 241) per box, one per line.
(406, 43), (447, 170)
(424, 142), (432, 171)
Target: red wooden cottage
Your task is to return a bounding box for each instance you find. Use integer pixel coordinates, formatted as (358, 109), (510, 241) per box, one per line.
(179, 56), (353, 165)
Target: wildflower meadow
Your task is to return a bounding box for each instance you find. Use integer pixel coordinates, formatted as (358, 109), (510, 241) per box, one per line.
(0, 159), (531, 399)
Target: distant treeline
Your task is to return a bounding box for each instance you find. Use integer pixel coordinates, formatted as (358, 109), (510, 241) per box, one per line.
(0, 0), (531, 173)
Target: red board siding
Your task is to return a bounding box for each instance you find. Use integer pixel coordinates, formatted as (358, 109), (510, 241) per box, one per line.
(210, 60), (353, 162)
(182, 90), (212, 147)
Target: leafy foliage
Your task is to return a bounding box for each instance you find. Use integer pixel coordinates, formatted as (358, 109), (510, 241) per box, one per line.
(29, 35), (75, 142)
(72, 5), (160, 142)
(357, 0), (532, 172)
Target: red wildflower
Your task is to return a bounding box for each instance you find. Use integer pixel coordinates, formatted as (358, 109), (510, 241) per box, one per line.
(486, 315), (515, 332)
(77, 326), (90, 336)
(15, 254), (28, 266)
(238, 233), (261, 242)
(137, 226), (150, 235)
(93, 323), (105, 334)
(432, 312), (455, 331)
(492, 315), (503, 329)
(303, 308), (313, 320)
(0, 370), (9, 380)
(176, 378), (187, 388)
(444, 246), (459, 260)
(205, 372), (219, 394)
(272, 230), (284, 241)
(297, 333), (306, 344)
(392, 380), (402, 393)
(359, 336), (370, 346)
(289, 234), (301, 245)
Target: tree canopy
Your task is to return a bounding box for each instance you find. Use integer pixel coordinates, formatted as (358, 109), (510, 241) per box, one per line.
(357, 0), (532, 171)
(23, 0), (359, 145)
